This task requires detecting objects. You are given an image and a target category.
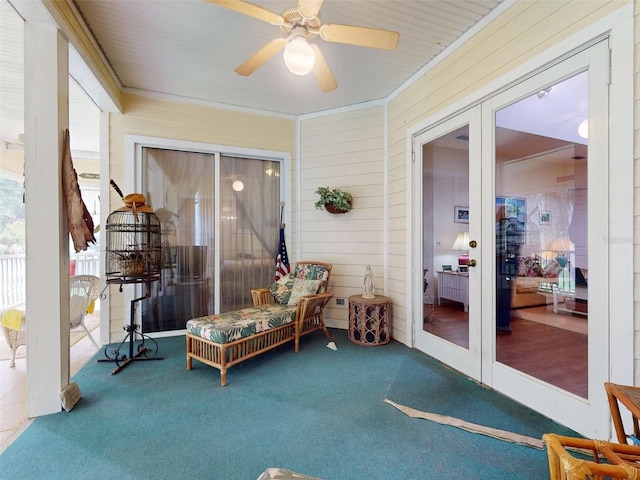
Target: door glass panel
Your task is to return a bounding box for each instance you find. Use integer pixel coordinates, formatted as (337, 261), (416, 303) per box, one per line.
(219, 155), (280, 312)
(494, 72), (588, 398)
(141, 148), (215, 333)
(423, 125), (470, 349)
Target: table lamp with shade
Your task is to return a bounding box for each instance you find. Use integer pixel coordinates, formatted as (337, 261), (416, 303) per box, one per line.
(452, 231), (470, 269)
(548, 236), (574, 268)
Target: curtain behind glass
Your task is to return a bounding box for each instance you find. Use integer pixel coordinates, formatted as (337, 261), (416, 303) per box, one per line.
(141, 148), (215, 333)
(220, 156), (280, 311)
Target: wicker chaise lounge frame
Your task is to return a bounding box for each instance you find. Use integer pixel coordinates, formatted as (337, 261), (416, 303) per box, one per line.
(186, 261), (333, 386)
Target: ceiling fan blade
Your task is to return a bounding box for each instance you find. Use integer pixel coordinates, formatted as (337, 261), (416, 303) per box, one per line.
(235, 38), (287, 76)
(205, 0), (283, 25)
(298, 0), (323, 19)
(310, 44), (337, 92)
(320, 24), (399, 50)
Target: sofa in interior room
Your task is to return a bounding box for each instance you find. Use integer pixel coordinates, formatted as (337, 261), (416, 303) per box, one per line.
(511, 256), (561, 309)
(220, 254), (275, 305)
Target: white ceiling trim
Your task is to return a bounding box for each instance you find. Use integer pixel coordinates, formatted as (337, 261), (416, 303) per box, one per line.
(69, 45), (119, 113)
(43, 0), (123, 112)
(298, 97), (386, 121)
(120, 85), (297, 121)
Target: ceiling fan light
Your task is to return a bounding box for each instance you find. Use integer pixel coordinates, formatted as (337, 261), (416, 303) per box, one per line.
(283, 36), (315, 76)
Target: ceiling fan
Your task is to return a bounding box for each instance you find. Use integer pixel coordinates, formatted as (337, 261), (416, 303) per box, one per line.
(206, 0), (399, 92)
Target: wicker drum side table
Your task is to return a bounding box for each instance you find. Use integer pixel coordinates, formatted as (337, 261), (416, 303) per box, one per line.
(348, 295), (391, 346)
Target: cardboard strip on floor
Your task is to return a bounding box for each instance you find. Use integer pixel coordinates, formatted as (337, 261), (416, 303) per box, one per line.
(384, 398), (544, 449)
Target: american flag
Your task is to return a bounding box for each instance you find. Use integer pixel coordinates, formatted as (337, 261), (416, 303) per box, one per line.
(275, 223), (290, 280)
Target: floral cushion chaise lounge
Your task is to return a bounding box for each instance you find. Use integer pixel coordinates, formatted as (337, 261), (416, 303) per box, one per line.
(186, 261), (333, 386)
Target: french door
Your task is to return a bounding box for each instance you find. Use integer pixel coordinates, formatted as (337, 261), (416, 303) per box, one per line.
(413, 40), (610, 437)
(414, 106), (482, 380)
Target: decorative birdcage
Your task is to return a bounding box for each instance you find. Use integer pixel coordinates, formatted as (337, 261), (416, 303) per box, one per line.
(105, 208), (162, 284)
(99, 188), (164, 375)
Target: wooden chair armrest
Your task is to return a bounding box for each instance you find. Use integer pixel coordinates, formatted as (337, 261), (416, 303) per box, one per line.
(252, 288), (275, 307)
(296, 292), (334, 321)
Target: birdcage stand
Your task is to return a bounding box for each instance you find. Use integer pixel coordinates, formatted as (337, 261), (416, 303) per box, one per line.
(101, 191), (164, 375)
(98, 287), (163, 375)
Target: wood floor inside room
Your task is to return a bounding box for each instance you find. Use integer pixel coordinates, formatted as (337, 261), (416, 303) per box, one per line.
(423, 302), (587, 398)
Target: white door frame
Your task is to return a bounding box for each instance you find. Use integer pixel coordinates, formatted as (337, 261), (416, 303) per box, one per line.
(411, 107), (482, 381)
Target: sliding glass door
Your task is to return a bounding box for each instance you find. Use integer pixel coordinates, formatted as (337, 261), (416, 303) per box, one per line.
(140, 147), (281, 334)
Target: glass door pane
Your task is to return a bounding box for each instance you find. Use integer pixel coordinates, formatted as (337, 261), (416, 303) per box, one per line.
(423, 125), (470, 350)
(414, 105), (482, 382)
(494, 72), (588, 398)
(141, 148), (215, 333)
(219, 155), (280, 312)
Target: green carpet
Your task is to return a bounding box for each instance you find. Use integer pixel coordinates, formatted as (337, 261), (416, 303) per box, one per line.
(0, 329), (577, 479)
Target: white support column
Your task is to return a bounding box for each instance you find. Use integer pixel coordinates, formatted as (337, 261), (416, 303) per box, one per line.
(24, 19), (70, 417)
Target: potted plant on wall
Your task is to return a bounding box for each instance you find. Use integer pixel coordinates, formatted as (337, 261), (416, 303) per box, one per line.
(315, 187), (353, 214)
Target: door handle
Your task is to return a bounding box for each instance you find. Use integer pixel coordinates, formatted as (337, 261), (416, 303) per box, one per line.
(467, 259), (477, 267)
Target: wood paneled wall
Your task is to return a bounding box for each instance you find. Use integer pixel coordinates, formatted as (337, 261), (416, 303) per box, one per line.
(299, 106), (385, 330)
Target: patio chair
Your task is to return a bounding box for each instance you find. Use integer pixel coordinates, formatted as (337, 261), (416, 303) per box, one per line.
(70, 275), (100, 349)
(1, 308), (26, 367)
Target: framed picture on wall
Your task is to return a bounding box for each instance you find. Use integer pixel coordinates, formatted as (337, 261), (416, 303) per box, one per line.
(454, 206), (469, 224)
(540, 210), (551, 225)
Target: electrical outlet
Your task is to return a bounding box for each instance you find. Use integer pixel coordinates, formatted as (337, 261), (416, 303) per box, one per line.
(336, 298), (345, 306)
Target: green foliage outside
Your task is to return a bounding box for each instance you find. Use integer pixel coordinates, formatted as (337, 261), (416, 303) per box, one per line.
(0, 177), (26, 254)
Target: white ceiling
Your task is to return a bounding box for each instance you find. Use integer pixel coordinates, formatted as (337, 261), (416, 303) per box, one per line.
(70, 0), (503, 117)
(2, 0), (506, 155)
